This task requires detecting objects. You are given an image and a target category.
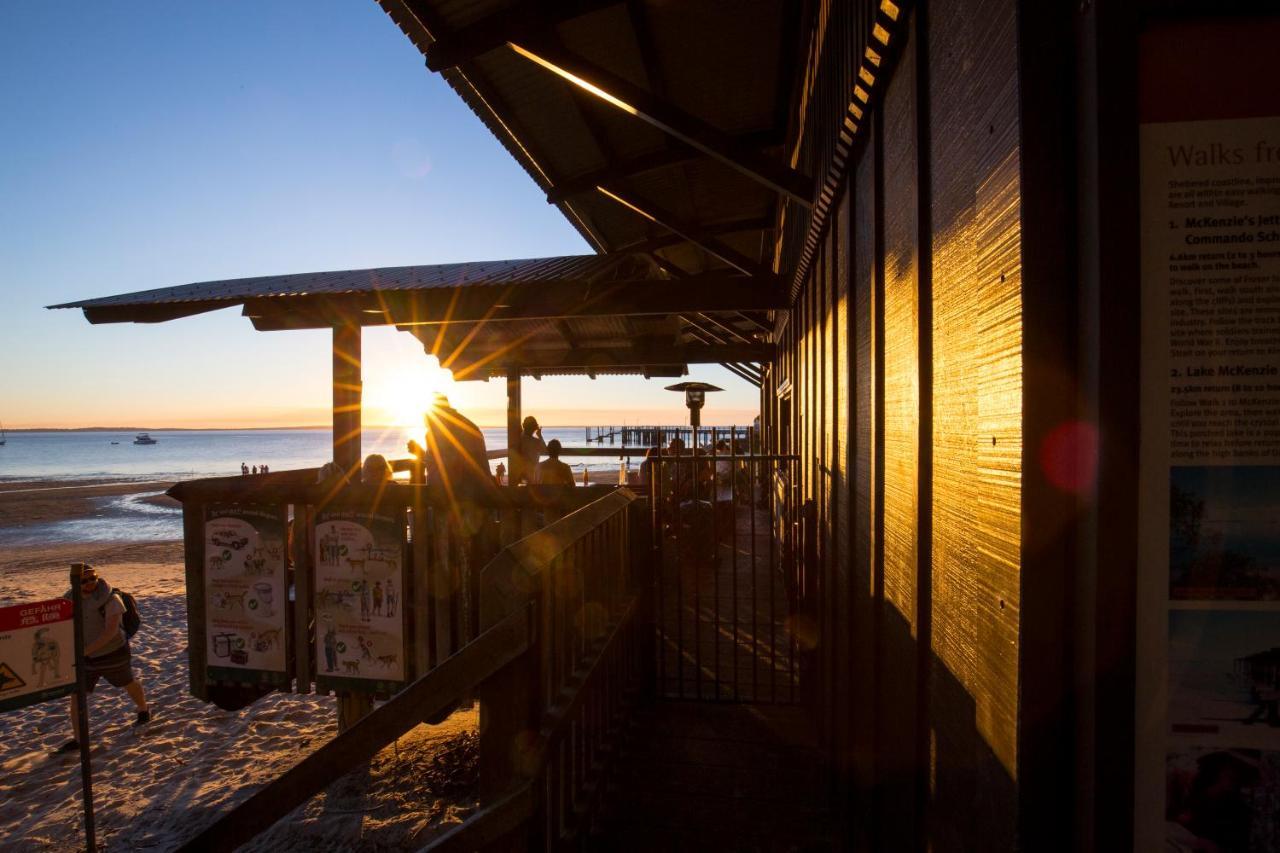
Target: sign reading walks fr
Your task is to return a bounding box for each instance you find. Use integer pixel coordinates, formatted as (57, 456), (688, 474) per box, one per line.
(0, 598), (75, 713)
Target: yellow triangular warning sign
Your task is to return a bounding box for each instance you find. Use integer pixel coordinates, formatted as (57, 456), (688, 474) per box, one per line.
(0, 662), (26, 693)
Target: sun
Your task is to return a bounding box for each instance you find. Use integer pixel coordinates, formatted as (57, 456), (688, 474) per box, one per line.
(364, 358), (455, 443)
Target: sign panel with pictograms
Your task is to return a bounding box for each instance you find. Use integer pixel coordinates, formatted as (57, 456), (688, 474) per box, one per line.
(0, 598), (75, 713)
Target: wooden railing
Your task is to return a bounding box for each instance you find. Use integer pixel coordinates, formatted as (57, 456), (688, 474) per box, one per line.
(169, 462), (619, 711)
(174, 486), (647, 852)
(429, 487), (647, 850)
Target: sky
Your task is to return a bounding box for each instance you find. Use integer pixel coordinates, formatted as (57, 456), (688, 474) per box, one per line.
(0, 1), (759, 430)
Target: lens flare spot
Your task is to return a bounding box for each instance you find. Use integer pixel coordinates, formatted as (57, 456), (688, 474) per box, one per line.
(1039, 420), (1099, 494)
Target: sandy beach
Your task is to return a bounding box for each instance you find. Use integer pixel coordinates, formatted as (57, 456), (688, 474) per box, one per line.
(0, 490), (479, 851)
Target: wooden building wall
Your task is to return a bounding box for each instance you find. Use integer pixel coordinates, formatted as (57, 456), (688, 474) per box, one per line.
(768, 1), (1034, 849)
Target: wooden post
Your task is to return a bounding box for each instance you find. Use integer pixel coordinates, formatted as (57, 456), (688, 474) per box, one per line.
(293, 506), (314, 694)
(506, 370), (523, 487)
(503, 370), (523, 547)
(332, 320), (372, 731)
(69, 563), (97, 853)
(182, 501), (209, 701)
(332, 321), (362, 476)
(478, 554), (540, 851)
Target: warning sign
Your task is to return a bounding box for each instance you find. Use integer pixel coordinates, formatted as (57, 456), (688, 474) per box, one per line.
(0, 598), (75, 714)
(0, 662), (27, 692)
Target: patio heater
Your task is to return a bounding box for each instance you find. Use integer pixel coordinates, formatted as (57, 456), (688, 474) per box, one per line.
(665, 381), (723, 447)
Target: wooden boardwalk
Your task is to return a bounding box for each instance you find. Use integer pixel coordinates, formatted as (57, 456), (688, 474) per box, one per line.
(592, 701), (834, 851)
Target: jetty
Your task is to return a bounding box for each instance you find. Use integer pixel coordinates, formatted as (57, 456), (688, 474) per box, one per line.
(584, 424), (754, 448)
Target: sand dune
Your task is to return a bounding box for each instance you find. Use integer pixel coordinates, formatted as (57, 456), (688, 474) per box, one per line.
(0, 543), (478, 851)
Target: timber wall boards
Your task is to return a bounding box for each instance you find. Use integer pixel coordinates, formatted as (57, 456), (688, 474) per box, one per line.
(775, 1), (1027, 848)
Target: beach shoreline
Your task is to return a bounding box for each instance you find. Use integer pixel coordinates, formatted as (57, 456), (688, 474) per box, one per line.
(0, 445), (639, 847)
(0, 511), (478, 849)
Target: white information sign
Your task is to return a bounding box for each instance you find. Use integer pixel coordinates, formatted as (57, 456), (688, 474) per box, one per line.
(314, 507), (407, 694)
(204, 505), (289, 684)
(0, 598), (75, 713)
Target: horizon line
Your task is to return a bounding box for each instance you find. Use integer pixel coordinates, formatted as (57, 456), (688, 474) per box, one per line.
(3, 422), (746, 433)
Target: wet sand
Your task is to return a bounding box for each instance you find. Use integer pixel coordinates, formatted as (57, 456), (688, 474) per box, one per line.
(0, 480), (179, 533)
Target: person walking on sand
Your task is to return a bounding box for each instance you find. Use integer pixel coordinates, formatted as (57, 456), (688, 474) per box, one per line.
(241, 462), (249, 476)
(57, 565), (150, 753)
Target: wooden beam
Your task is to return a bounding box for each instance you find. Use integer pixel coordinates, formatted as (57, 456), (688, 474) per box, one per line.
(553, 319), (579, 347)
(422, 0), (623, 72)
(595, 187), (771, 278)
(735, 311), (774, 335)
(506, 39), (814, 207)
(78, 301), (226, 325)
(609, 215), (774, 256)
(695, 311), (755, 344)
(547, 147), (697, 203)
(446, 342), (774, 379)
(245, 273), (785, 330)
(679, 314), (730, 346)
(721, 362), (762, 387)
(647, 252), (690, 279)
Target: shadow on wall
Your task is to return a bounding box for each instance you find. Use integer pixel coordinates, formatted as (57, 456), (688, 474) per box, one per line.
(872, 606), (1018, 852)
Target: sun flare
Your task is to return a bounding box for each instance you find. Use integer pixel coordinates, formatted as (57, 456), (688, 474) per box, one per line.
(363, 358), (455, 443)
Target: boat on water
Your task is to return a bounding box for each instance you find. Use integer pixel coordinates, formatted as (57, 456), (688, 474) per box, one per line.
(133, 433), (158, 445)
(0, 421), (6, 446)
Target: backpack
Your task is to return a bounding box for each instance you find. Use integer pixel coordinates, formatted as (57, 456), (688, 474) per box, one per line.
(100, 591), (142, 639)
(118, 591), (142, 639)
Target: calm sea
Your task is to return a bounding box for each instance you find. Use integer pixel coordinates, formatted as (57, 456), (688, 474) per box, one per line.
(0, 427), (633, 482)
(0, 428), (638, 545)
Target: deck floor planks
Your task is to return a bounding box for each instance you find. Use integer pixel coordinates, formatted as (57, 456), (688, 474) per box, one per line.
(655, 501), (799, 702)
(592, 702), (835, 851)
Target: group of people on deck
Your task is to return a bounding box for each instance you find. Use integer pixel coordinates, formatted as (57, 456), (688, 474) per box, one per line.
(299, 396), (578, 498)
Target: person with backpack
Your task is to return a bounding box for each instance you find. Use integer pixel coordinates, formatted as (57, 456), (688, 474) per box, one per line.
(57, 564), (150, 753)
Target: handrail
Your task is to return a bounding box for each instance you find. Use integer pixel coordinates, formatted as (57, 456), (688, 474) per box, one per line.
(423, 488), (644, 851)
(174, 487), (643, 852)
(167, 474), (621, 508)
(176, 606), (532, 853)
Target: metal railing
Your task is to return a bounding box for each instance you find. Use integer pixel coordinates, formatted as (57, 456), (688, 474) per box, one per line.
(647, 451), (805, 703)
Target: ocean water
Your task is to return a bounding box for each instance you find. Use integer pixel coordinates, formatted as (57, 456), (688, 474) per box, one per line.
(0, 427), (635, 482)
(0, 428), (642, 545)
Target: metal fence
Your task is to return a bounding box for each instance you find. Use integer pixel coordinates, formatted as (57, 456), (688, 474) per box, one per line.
(647, 450), (804, 703)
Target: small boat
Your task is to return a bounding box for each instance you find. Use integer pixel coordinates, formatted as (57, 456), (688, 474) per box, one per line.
(0, 421), (5, 446)
(133, 433), (158, 445)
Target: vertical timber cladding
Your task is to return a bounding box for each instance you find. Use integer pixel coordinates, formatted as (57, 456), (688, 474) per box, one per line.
(877, 9), (921, 837)
(851, 117), (878, 844)
(835, 191), (854, 792)
(927, 0), (1022, 847)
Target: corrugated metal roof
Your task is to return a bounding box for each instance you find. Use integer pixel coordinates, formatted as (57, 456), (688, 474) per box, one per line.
(375, 0), (795, 279)
(49, 254), (651, 310)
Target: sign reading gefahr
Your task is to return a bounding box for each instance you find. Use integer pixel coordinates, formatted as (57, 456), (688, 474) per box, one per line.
(0, 598), (75, 713)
